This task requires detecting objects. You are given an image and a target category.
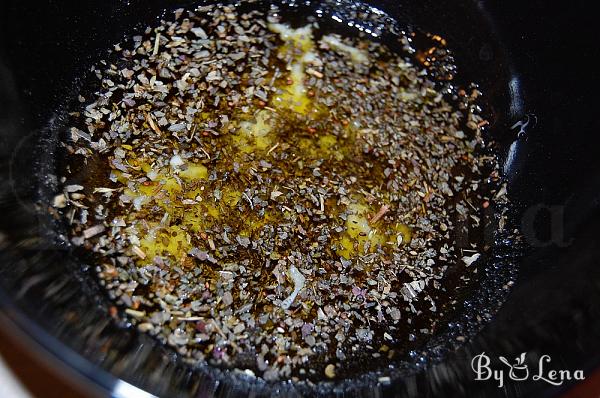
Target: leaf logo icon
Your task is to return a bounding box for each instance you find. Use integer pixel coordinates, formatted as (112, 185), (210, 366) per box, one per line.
(499, 353), (529, 381)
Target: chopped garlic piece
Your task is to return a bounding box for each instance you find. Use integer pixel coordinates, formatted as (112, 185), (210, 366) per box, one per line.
(462, 253), (481, 267)
(280, 265), (306, 310)
(268, 23), (313, 50)
(321, 34), (369, 64)
(170, 154), (184, 169)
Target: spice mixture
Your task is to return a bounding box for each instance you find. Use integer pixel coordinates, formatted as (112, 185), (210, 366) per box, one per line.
(54, 2), (504, 382)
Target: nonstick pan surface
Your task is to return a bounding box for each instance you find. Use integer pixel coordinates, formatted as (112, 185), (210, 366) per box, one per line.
(1, 1), (600, 397)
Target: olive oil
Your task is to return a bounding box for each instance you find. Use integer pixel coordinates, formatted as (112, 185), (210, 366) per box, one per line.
(58, 0), (508, 383)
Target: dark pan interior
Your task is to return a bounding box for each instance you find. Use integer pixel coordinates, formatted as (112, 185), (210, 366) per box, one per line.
(1, 1), (600, 397)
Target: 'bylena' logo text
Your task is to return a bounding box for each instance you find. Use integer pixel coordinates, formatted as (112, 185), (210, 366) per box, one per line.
(471, 352), (585, 388)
